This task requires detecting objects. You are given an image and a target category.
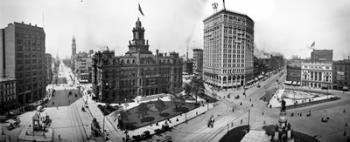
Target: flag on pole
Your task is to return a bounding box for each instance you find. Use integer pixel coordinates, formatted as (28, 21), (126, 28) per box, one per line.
(138, 3), (144, 16)
(223, 0), (226, 10)
(310, 41), (315, 47)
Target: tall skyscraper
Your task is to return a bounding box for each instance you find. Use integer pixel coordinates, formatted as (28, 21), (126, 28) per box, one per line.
(0, 22), (46, 104)
(193, 48), (203, 76)
(203, 9), (254, 89)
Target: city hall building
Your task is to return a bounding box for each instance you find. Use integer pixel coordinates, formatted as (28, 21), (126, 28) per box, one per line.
(203, 9), (254, 88)
(92, 18), (183, 103)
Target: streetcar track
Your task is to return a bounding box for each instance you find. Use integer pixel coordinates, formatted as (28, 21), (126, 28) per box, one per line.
(70, 92), (89, 142)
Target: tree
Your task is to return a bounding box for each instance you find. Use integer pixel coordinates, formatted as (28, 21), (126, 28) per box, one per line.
(137, 103), (149, 119)
(190, 77), (205, 104)
(154, 98), (166, 115)
(171, 95), (180, 109)
(183, 83), (191, 96)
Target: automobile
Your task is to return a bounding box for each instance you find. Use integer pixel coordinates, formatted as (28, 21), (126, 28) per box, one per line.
(7, 119), (20, 130)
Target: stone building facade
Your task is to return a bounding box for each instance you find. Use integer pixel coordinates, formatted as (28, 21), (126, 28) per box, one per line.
(301, 62), (332, 89)
(92, 18), (183, 103)
(203, 9), (254, 88)
(0, 22), (46, 104)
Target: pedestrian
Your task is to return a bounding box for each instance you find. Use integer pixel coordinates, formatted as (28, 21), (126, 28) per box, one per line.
(58, 134), (61, 141)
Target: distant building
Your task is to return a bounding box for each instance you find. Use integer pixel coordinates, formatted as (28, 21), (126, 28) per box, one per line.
(92, 18), (183, 103)
(203, 9), (254, 88)
(193, 48), (203, 76)
(253, 56), (269, 77)
(0, 78), (16, 113)
(270, 55), (285, 71)
(332, 59), (350, 90)
(311, 49), (333, 62)
(0, 22), (46, 104)
(286, 60), (302, 84)
(183, 60), (193, 75)
(301, 62), (332, 89)
(254, 55), (285, 79)
(71, 37), (76, 72)
(45, 53), (53, 84)
(75, 51), (93, 83)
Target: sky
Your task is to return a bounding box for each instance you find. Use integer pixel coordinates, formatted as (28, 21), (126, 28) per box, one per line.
(0, 0), (349, 60)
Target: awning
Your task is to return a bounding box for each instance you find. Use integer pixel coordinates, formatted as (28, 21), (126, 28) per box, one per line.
(284, 81), (292, 85)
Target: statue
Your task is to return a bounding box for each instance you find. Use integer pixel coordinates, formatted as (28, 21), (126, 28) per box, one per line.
(281, 99), (286, 112)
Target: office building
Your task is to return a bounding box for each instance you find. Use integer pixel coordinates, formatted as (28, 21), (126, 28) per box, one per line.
(311, 49), (333, 62)
(0, 22), (46, 104)
(203, 9), (254, 88)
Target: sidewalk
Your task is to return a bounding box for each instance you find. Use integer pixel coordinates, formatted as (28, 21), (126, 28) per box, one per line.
(120, 103), (215, 137)
(86, 96), (124, 141)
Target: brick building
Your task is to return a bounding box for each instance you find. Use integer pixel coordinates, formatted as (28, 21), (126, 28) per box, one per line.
(311, 49), (333, 62)
(45, 53), (53, 84)
(332, 59), (350, 90)
(0, 78), (16, 113)
(193, 48), (203, 76)
(286, 59), (302, 84)
(75, 51), (93, 83)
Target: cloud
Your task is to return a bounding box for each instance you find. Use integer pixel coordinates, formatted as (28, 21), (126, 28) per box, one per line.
(0, 0), (349, 60)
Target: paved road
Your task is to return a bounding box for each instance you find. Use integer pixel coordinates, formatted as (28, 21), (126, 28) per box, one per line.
(45, 62), (92, 142)
(168, 70), (350, 142)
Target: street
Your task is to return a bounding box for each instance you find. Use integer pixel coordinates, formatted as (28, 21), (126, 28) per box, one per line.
(168, 71), (350, 142)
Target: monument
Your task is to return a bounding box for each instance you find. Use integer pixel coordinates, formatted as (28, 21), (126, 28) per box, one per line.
(18, 108), (53, 141)
(272, 99), (294, 142)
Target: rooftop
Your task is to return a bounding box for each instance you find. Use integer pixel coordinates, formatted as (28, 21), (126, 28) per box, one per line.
(203, 9), (254, 23)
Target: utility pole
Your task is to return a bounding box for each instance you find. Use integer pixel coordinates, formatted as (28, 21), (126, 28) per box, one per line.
(248, 109), (250, 127)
